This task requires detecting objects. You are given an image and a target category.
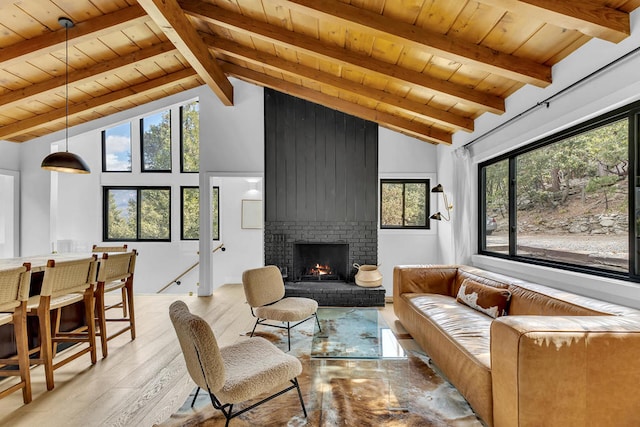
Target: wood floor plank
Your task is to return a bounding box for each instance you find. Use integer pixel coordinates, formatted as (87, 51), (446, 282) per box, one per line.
(0, 284), (403, 426)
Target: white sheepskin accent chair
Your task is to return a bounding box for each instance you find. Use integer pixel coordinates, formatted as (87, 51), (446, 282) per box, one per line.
(169, 300), (307, 426)
(242, 265), (321, 351)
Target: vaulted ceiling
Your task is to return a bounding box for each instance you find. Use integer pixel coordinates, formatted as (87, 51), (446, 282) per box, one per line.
(1, 0), (639, 145)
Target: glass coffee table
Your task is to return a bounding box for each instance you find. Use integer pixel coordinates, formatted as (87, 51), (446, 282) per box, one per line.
(311, 307), (406, 359)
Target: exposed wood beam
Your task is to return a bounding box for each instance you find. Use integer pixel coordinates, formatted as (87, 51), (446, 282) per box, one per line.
(180, 0), (505, 114)
(0, 5), (149, 68)
(476, 0), (630, 43)
(205, 34), (473, 132)
(0, 43), (178, 110)
(275, 0), (551, 87)
(222, 62), (451, 145)
(137, 0), (233, 106)
(0, 69), (198, 141)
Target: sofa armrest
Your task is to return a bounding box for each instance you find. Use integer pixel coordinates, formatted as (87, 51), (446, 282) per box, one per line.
(392, 265), (459, 300)
(491, 315), (640, 427)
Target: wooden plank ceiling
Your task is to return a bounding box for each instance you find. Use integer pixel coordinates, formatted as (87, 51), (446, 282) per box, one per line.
(1, 0), (639, 145)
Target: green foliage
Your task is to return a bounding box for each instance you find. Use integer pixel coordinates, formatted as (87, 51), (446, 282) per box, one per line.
(182, 187), (199, 240)
(139, 189), (170, 239)
(485, 119), (628, 216)
(142, 111), (171, 171)
(381, 181), (427, 227)
(381, 183), (403, 226)
(585, 175), (618, 193)
(404, 183), (426, 226)
(107, 191), (136, 240)
(484, 160), (508, 218)
(181, 101), (199, 172)
(212, 187), (220, 240)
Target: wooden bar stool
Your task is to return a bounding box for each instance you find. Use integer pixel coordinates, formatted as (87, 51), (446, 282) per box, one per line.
(92, 245), (128, 316)
(0, 263), (32, 404)
(27, 256), (98, 391)
(94, 250), (137, 358)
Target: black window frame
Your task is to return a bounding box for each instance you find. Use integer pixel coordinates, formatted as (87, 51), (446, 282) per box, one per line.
(140, 110), (172, 173)
(101, 123), (132, 173)
(478, 100), (640, 283)
(103, 186), (172, 242)
(379, 179), (431, 230)
(181, 186), (199, 241)
(180, 100), (199, 173)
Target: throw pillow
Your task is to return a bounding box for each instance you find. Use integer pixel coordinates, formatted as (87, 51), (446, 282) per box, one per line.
(456, 279), (511, 318)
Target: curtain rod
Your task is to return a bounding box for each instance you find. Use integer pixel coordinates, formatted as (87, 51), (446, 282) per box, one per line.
(463, 44), (640, 149)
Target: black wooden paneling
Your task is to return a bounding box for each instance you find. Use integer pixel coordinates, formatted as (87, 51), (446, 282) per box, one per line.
(264, 89), (378, 222)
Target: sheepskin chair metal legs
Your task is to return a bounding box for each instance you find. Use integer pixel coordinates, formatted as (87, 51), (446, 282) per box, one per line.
(249, 309), (322, 351)
(169, 300), (307, 426)
(242, 265), (321, 351)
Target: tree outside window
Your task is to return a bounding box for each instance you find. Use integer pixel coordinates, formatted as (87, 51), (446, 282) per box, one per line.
(212, 186), (219, 240)
(104, 187), (170, 241)
(181, 101), (199, 173)
(380, 179), (430, 229)
(141, 110), (171, 172)
(182, 186), (199, 240)
(481, 115), (629, 275)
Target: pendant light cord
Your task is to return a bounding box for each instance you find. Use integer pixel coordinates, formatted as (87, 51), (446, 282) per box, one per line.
(64, 19), (70, 153)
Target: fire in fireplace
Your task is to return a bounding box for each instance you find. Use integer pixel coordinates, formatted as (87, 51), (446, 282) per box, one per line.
(293, 243), (349, 282)
(308, 263), (332, 276)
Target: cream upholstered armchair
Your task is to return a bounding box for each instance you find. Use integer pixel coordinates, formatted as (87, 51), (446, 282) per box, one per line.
(169, 300), (307, 426)
(242, 265), (320, 351)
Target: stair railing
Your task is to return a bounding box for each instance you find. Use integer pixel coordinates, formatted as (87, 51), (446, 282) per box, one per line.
(156, 243), (225, 293)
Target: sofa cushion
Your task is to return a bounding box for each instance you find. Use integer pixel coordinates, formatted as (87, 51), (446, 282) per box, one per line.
(456, 278), (511, 318)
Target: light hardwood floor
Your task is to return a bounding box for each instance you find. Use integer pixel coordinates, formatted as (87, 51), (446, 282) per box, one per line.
(0, 284), (406, 427)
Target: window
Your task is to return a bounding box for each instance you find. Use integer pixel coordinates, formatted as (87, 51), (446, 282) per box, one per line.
(480, 104), (637, 280)
(212, 186), (220, 240)
(104, 187), (171, 241)
(181, 187), (199, 240)
(102, 123), (132, 172)
(181, 101), (199, 173)
(380, 179), (430, 229)
(181, 186), (220, 241)
(141, 110), (171, 172)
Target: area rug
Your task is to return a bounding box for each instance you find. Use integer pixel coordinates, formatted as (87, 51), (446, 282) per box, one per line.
(156, 317), (484, 427)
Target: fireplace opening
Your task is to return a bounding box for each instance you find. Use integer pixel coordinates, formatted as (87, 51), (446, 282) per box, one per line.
(293, 243), (349, 282)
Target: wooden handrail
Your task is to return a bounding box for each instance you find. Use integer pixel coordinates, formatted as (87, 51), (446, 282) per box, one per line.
(156, 243), (225, 293)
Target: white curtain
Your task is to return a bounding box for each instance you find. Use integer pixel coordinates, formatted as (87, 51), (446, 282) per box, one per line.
(452, 147), (473, 265)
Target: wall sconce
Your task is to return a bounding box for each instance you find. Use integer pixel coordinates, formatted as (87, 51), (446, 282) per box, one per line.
(430, 183), (453, 221)
(41, 17), (91, 174)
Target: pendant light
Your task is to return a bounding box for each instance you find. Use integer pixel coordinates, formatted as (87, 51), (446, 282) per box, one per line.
(41, 17), (90, 174)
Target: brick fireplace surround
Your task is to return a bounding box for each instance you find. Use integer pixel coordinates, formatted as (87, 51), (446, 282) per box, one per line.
(263, 89), (384, 306)
(264, 220), (385, 306)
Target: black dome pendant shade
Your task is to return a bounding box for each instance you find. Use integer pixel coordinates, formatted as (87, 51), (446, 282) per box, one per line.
(41, 151), (91, 174)
(41, 17), (91, 174)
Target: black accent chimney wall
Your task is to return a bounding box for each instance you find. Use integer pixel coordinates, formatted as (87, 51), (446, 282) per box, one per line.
(264, 89), (378, 281)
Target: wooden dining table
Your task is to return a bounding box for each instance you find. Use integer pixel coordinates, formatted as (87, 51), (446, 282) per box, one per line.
(0, 253), (97, 359)
(0, 252), (94, 272)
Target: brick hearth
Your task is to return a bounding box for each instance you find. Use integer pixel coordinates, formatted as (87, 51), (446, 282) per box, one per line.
(284, 281), (385, 307)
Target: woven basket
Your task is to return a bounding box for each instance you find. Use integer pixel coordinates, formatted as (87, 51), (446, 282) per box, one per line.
(353, 263), (382, 288)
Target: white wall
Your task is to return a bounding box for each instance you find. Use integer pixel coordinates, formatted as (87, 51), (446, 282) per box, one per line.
(378, 127), (441, 294)
(436, 9), (640, 308)
(2, 77), (443, 297)
(198, 79), (265, 295)
(209, 176), (263, 289)
(14, 88), (205, 294)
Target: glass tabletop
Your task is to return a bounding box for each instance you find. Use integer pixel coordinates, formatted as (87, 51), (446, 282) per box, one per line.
(311, 307), (406, 359)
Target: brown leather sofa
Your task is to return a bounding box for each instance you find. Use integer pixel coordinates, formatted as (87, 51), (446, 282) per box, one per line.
(393, 264), (640, 427)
